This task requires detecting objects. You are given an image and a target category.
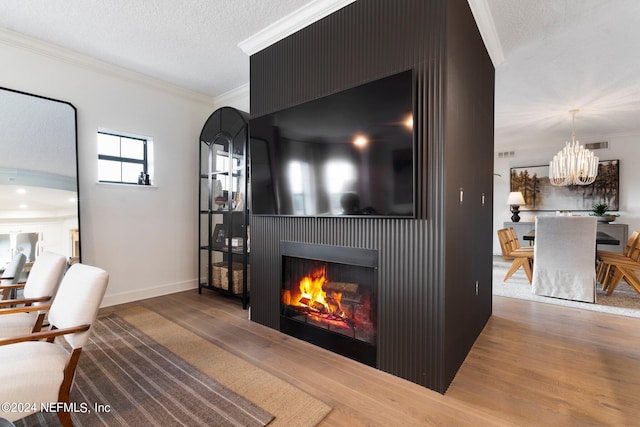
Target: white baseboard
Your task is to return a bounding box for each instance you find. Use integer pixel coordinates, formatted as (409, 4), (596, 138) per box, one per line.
(101, 279), (198, 308)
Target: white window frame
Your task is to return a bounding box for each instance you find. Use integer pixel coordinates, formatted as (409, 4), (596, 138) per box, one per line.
(97, 130), (154, 185)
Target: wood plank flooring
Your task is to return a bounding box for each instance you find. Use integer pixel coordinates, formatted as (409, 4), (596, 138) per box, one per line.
(103, 292), (640, 426)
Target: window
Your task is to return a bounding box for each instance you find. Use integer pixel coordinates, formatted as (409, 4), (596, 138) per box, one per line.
(324, 160), (356, 214)
(97, 131), (152, 184)
(288, 160), (314, 215)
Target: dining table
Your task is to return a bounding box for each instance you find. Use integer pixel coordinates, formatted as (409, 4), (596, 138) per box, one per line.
(523, 230), (620, 246)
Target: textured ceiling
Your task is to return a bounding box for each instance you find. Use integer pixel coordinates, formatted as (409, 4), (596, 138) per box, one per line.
(0, 0), (311, 97)
(1, 0), (639, 150)
(0, 185), (77, 220)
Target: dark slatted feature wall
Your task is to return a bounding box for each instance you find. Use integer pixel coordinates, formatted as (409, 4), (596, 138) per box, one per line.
(248, 0), (493, 393)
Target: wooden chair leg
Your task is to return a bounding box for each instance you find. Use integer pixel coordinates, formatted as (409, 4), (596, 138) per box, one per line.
(504, 258), (532, 283)
(30, 312), (46, 333)
(605, 269), (625, 295)
(504, 259), (523, 282)
(618, 268), (640, 295)
(58, 410), (73, 427)
(596, 261), (607, 285)
(599, 264), (614, 290)
(57, 348), (82, 427)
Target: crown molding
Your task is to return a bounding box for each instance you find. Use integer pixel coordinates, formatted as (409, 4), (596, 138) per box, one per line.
(0, 27), (215, 105)
(238, 0), (356, 56)
(212, 83), (250, 111)
(467, 0), (505, 66)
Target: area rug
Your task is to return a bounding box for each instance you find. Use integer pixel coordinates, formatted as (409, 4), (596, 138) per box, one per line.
(111, 306), (331, 427)
(493, 256), (640, 318)
(15, 314), (275, 427)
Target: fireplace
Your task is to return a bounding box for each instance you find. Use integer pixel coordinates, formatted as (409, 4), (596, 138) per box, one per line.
(280, 241), (377, 366)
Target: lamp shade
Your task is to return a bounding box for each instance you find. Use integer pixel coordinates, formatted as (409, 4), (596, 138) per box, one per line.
(506, 191), (525, 206)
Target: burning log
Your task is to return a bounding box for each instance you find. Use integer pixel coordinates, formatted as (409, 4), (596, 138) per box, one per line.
(312, 301), (327, 313)
(340, 294), (363, 304)
(324, 281), (359, 293)
(298, 297), (328, 313)
(299, 297), (311, 306)
(326, 281), (362, 304)
(286, 273), (368, 333)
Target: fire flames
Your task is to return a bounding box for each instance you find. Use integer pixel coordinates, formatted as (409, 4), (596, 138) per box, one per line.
(282, 265), (351, 329)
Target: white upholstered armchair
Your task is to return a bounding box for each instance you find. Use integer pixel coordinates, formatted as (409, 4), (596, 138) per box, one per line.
(532, 216), (597, 303)
(0, 263), (109, 426)
(0, 251), (67, 338)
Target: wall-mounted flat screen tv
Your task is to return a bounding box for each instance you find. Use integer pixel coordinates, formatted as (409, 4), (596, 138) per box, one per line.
(250, 69), (415, 217)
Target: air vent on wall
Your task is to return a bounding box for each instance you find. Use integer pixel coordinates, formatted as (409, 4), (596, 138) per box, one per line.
(584, 141), (608, 150)
(497, 151), (515, 158)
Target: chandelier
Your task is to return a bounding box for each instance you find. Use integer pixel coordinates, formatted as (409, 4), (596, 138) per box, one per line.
(549, 109), (599, 186)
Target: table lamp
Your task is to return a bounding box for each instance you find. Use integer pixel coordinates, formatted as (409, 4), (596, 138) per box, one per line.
(507, 191), (525, 222)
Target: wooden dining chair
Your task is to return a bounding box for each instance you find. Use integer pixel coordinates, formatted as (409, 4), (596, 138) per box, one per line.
(497, 228), (534, 283)
(597, 231), (639, 292)
(597, 232), (640, 295)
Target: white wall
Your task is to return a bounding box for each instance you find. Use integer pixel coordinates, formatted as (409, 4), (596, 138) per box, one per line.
(494, 135), (640, 254)
(0, 31), (248, 306)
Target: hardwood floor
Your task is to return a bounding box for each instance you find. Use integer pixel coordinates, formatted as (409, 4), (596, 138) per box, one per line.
(103, 291), (640, 426)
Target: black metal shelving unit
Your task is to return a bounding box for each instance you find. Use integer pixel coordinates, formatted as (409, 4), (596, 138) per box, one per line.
(198, 107), (250, 308)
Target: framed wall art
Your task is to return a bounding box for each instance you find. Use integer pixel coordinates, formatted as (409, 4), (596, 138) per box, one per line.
(212, 223), (227, 247)
(510, 159), (619, 211)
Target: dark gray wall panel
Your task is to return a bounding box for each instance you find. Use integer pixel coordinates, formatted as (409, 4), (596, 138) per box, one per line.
(442, 0), (495, 388)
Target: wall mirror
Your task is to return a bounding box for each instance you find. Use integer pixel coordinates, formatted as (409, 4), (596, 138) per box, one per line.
(0, 87), (79, 270)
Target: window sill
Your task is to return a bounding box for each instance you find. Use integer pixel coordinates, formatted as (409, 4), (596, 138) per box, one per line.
(97, 181), (158, 189)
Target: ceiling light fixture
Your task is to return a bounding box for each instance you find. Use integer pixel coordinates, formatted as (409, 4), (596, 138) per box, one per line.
(549, 109), (598, 186)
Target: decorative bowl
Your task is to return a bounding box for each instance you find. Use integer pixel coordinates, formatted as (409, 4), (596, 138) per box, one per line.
(596, 215), (617, 223)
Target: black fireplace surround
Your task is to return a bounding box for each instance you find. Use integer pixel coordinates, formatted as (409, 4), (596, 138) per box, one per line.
(280, 241), (378, 366)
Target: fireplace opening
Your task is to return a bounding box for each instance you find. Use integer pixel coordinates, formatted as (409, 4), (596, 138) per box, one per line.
(280, 242), (377, 366)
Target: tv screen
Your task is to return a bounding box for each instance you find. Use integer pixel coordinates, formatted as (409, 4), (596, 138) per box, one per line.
(250, 69), (415, 217)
